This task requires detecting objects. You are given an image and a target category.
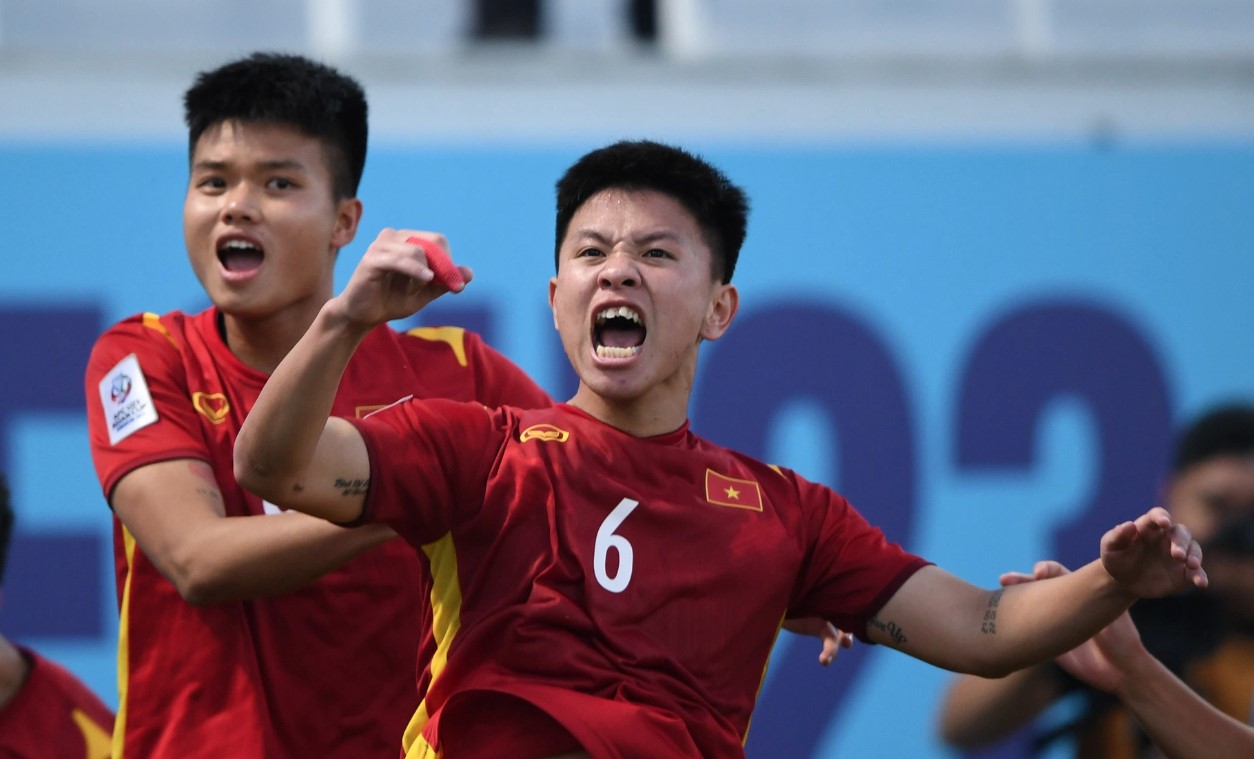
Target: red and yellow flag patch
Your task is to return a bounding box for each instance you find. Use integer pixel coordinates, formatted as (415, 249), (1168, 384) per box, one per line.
(705, 468), (763, 511)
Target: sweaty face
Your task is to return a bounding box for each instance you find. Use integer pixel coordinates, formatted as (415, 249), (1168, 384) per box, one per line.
(548, 188), (737, 422)
(183, 120), (359, 321)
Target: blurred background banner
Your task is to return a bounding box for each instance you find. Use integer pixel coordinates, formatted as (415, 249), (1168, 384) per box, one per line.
(1, 2), (1252, 757)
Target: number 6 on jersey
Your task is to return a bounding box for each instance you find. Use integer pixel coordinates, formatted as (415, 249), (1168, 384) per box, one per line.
(594, 498), (639, 593)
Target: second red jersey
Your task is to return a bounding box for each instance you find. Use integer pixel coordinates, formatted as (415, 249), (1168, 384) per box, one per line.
(84, 307), (550, 759)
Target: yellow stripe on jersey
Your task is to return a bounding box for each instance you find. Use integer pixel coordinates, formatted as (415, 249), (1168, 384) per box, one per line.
(402, 533), (463, 756)
(113, 527), (139, 759)
(406, 734), (439, 759)
(743, 613), (788, 747)
(140, 313), (180, 350)
(71, 707), (112, 759)
(405, 327), (468, 367)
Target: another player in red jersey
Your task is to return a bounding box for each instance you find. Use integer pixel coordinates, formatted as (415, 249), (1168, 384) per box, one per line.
(83, 53), (549, 759)
(0, 475), (114, 759)
(235, 140), (1208, 759)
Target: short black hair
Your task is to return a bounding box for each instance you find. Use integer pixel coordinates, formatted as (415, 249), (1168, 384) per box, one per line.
(554, 140), (749, 283)
(183, 51), (368, 199)
(1173, 404), (1254, 474)
(0, 475), (12, 587)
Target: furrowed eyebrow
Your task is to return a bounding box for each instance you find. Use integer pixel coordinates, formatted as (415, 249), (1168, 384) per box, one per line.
(567, 229), (683, 247)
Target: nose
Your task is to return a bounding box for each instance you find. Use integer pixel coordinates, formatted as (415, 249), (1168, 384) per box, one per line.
(220, 183), (258, 224)
(598, 250), (639, 290)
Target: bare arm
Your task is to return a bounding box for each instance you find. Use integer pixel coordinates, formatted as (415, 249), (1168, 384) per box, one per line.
(112, 458), (395, 604)
(866, 507), (1205, 677)
(1097, 629), (1254, 759)
(235, 230), (468, 523)
(1033, 561), (1254, 759)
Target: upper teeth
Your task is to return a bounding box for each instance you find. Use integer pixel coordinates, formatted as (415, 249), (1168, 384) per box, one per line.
(222, 239), (260, 251)
(596, 306), (641, 324)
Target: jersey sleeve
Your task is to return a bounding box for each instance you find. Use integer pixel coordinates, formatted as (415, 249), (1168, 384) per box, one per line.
(349, 398), (506, 544)
(461, 331), (553, 410)
(84, 315), (207, 502)
(787, 476), (930, 642)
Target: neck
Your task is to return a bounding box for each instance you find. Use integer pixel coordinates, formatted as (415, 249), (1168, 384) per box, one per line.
(567, 384), (690, 438)
(0, 637), (29, 710)
(218, 296), (332, 375)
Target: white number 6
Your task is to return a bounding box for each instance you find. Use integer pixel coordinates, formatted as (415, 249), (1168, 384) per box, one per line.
(594, 498), (639, 593)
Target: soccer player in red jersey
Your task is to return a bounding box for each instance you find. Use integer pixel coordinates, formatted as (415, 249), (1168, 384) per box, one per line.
(83, 53), (550, 758)
(235, 140), (1208, 758)
(0, 475), (114, 758)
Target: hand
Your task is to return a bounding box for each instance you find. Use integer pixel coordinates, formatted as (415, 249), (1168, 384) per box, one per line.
(783, 618), (854, 666)
(1001, 560), (1141, 694)
(332, 229), (473, 328)
(1099, 506), (1207, 597)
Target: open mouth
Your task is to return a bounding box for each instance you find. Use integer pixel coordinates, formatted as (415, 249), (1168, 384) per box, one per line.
(594, 305), (646, 359)
(218, 238), (264, 274)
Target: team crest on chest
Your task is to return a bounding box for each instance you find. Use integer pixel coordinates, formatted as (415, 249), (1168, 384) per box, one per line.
(192, 392), (230, 424)
(520, 423), (570, 443)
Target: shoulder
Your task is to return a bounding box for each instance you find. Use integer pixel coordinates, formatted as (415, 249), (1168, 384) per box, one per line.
(390, 324), (476, 367)
(90, 310), (197, 363)
(16, 647), (111, 712)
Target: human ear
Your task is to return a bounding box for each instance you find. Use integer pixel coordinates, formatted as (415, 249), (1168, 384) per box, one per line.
(331, 197), (363, 250)
(548, 276), (560, 331)
(699, 283), (739, 342)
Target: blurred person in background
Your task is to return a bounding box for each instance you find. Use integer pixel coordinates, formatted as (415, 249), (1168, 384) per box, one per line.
(939, 403), (1254, 758)
(83, 52), (550, 758)
(0, 474), (113, 758)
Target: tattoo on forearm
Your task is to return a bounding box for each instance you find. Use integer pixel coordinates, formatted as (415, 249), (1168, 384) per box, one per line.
(981, 588), (1004, 635)
(334, 478), (369, 497)
(868, 616), (908, 646)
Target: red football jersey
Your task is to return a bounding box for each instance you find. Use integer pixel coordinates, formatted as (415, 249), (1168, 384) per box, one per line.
(351, 401), (929, 758)
(0, 646), (114, 759)
(84, 307), (551, 759)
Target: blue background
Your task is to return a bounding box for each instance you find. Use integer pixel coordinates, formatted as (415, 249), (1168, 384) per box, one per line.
(2, 140), (1252, 757)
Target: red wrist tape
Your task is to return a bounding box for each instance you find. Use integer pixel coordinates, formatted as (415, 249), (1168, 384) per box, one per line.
(405, 236), (466, 291)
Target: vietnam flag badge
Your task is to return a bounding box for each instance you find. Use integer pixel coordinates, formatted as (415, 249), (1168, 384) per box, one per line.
(705, 468), (763, 511)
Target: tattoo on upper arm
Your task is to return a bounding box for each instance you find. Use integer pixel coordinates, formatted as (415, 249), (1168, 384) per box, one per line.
(334, 478), (369, 497)
(868, 615), (908, 647)
(185, 462), (223, 504)
(981, 588), (1004, 635)
(194, 486), (223, 505)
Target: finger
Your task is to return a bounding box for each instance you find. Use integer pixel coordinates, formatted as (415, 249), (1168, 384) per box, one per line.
(405, 235), (466, 292)
(1101, 520), (1140, 552)
(999, 571), (1036, 587)
(1186, 539), (1203, 569)
(1031, 560), (1070, 580)
(1167, 523), (1198, 564)
(1133, 506), (1172, 535)
(1190, 565), (1210, 589)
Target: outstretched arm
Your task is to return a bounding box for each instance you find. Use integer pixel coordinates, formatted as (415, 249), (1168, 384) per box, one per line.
(866, 507), (1205, 678)
(235, 230), (469, 524)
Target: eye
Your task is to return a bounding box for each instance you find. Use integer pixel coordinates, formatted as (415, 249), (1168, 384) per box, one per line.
(644, 248), (673, 259)
(267, 177), (295, 190)
(576, 247), (605, 258)
(196, 176), (227, 192)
